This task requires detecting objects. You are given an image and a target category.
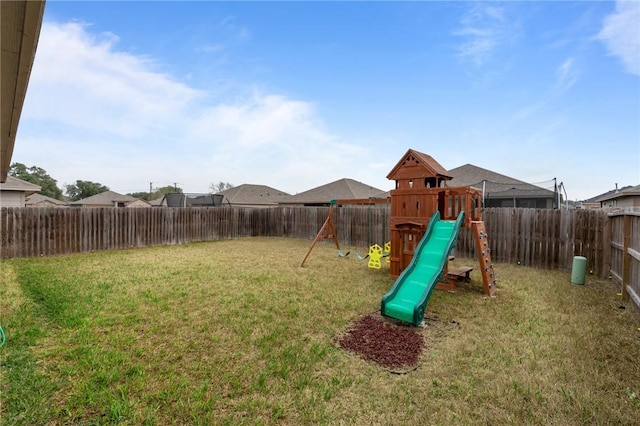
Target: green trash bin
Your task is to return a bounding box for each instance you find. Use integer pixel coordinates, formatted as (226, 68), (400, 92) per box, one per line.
(571, 256), (587, 285)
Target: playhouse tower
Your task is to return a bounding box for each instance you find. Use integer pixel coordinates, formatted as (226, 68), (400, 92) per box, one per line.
(387, 149), (484, 277)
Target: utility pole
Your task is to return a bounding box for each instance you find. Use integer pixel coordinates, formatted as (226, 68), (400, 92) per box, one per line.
(149, 182), (153, 196)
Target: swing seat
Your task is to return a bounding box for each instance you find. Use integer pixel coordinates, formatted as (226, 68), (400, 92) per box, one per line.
(355, 252), (368, 260)
(337, 249), (350, 257)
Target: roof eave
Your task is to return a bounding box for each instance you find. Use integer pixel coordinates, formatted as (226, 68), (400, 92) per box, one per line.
(1, 0), (46, 182)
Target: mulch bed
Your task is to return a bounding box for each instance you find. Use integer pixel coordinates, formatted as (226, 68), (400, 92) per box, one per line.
(336, 314), (425, 372)
(336, 312), (459, 373)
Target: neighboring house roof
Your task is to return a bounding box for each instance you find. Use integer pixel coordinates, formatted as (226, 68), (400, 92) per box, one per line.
(447, 164), (555, 199)
(387, 149), (452, 181)
(283, 178), (387, 205)
(26, 193), (67, 207)
(597, 184), (640, 202)
(124, 199), (152, 208)
(148, 196), (165, 206)
(375, 190), (392, 198)
(0, 175), (41, 195)
(581, 186), (633, 204)
(161, 193), (224, 207)
(68, 190), (148, 207)
(217, 184), (291, 206)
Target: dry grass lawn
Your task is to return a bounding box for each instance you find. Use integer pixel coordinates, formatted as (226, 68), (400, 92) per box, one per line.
(1, 237), (639, 425)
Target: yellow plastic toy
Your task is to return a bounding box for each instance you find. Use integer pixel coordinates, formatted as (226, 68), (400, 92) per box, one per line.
(367, 243), (383, 269)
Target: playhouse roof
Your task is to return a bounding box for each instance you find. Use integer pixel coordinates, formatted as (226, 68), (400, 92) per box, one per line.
(386, 149), (452, 181)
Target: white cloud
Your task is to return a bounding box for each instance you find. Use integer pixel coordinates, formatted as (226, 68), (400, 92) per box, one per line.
(184, 92), (370, 192)
(597, 0), (640, 76)
(26, 22), (202, 139)
(16, 21), (378, 195)
(513, 100), (546, 121)
(191, 94), (319, 148)
(453, 3), (520, 67)
(556, 57), (579, 91)
(217, 15), (251, 41)
(198, 43), (226, 54)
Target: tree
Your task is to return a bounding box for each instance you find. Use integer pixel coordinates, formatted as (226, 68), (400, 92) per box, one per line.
(65, 180), (110, 201)
(128, 192), (151, 201)
(9, 162), (64, 200)
(210, 181), (234, 193)
(151, 185), (182, 200)
(128, 186), (183, 202)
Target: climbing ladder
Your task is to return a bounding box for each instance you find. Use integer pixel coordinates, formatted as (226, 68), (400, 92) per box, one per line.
(472, 221), (496, 296)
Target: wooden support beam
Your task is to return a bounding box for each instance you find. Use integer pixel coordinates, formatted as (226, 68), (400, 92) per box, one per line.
(299, 205), (341, 268)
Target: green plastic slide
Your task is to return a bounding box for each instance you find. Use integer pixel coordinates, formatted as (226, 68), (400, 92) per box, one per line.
(381, 210), (465, 326)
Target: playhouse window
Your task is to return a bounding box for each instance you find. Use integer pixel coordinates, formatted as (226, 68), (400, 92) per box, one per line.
(425, 177), (438, 188)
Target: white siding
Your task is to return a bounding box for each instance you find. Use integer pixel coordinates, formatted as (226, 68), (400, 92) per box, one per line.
(0, 191), (25, 207)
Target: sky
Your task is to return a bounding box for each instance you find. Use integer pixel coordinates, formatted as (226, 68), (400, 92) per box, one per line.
(13, 0), (640, 201)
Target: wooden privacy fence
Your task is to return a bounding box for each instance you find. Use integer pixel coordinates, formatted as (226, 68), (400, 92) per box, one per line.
(0, 205), (622, 279)
(0, 206), (390, 258)
(0, 206), (316, 258)
(456, 208), (610, 276)
(608, 210), (640, 308)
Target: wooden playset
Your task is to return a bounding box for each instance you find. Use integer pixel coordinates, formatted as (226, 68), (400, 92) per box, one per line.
(299, 149), (496, 296)
(386, 149), (496, 296)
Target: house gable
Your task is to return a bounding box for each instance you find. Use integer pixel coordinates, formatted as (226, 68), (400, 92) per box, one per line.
(26, 193), (67, 207)
(69, 190), (146, 208)
(124, 199), (151, 208)
(386, 149), (452, 189)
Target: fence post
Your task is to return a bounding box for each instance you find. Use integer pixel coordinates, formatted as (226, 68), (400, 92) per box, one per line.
(621, 214), (631, 302)
(602, 214), (611, 278)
